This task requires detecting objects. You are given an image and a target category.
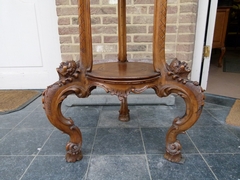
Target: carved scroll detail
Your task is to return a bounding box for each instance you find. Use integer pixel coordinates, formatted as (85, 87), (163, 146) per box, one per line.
(166, 140), (182, 155)
(168, 58), (191, 76)
(153, 77), (205, 163)
(91, 83), (149, 101)
(41, 60), (94, 162)
(56, 61), (81, 86)
(66, 142), (82, 155)
(167, 58), (191, 84)
(65, 142), (83, 162)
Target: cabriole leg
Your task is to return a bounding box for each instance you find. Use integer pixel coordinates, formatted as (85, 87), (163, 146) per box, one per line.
(163, 82), (204, 163)
(42, 60), (91, 162)
(155, 59), (205, 163)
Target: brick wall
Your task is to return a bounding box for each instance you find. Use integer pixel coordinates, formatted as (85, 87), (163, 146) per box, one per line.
(56, 0), (198, 65)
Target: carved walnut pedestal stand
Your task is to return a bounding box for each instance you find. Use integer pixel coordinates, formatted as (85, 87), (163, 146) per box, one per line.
(42, 0), (205, 163)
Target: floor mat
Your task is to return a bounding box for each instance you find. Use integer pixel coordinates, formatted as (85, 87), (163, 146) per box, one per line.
(0, 90), (42, 114)
(226, 99), (240, 127)
(223, 58), (240, 73)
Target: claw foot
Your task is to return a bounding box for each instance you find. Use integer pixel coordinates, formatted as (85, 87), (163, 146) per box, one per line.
(164, 140), (184, 163)
(65, 142), (83, 163)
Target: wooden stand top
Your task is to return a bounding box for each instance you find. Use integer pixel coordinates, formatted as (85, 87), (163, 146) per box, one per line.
(88, 62), (160, 80)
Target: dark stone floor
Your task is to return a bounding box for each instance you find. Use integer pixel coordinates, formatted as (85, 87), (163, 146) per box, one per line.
(0, 93), (239, 180)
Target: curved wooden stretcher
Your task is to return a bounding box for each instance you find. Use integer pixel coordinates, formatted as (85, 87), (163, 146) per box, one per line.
(42, 0), (205, 163)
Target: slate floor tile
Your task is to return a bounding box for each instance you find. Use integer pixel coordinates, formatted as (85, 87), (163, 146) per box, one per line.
(205, 94), (236, 107)
(206, 108), (232, 123)
(93, 128), (144, 155)
(1, 92), (239, 180)
(147, 154), (216, 180)
(40, 128), (96, 155)
(141, 128), (198, 154)
(16, 111), (53, 129)
(203, 154), (240, 180)
(0, 156), (33, 180)
(136, 107), (178, 127)
(0, 128), (53, 155)
(64, 106), (100, 127)
(21, 156), (90, 180)
(194, 109), (222, 127)
(141, 128), (167, 154)
(20, 96), (42, 112)
(33, 104), (46, 112)
(188, 126), (240, 153)
(98, 109), (139, 128)
(0, 111), (30, 129)
(87, 155), (150, 180)
(227, 125), (240, 139)
(204, 102), (228, 110)
(0, 129), (11, 139)
(172, 95), (186, 109)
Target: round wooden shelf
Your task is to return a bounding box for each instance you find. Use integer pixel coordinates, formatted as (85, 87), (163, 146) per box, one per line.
(87, 62), (160, 80)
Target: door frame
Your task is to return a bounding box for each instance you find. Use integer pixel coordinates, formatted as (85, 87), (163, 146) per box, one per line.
(191, 0), (218, 90)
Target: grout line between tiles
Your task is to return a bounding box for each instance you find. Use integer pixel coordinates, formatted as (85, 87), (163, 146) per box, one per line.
(186, 132), (219, 180)
(18, 129), (55, 180)
(138, 109), (152, 180)
(223, 126), (240, 140)
(82, 106), (103, 180)
(139, 128), (152, 180)
(203, 102), (233, 109)
(82, 128), (98, 180)
(199, 152), (240, 155)
(0, 104), (41, 143)
(0, 155), (36, 157)
(202, 109), (240, 140)
(204, 108), (228, 124)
